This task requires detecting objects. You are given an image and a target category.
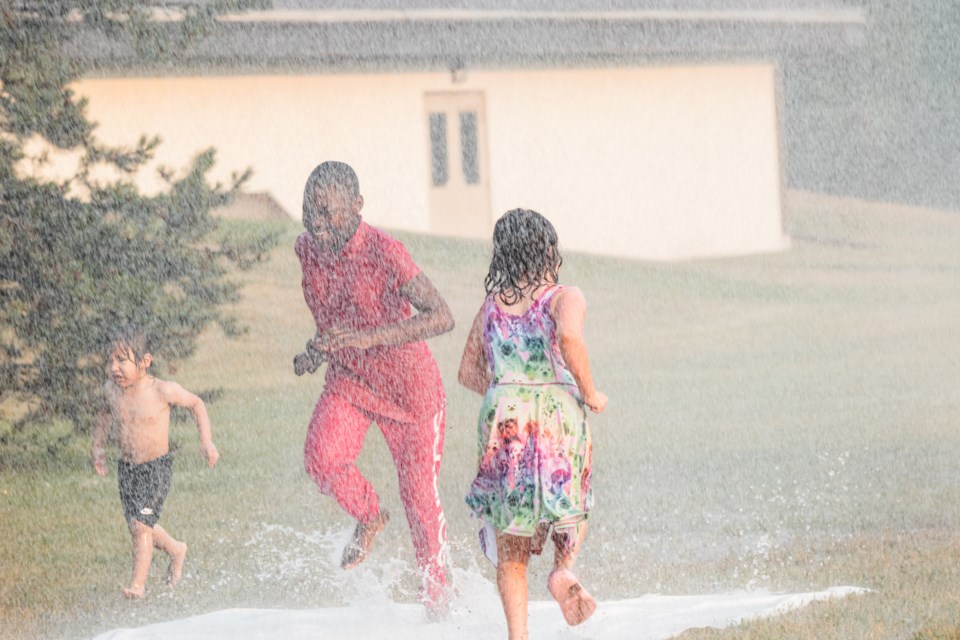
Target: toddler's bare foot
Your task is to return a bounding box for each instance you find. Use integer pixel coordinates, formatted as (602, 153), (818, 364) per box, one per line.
(341, 510), (389, 570)
(167, 542), (188, 587)
(121, 585), (145, 599)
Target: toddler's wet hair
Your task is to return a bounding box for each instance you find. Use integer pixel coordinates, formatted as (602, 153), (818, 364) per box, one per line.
(106, 323), (150, 363)
(485, 208), (563, 305)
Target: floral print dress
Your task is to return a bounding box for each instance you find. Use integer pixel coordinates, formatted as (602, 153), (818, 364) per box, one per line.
(465, 285), (593, 559)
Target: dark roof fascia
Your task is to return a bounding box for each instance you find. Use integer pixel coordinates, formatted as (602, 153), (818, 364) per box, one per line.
(66, 11), (867, 78)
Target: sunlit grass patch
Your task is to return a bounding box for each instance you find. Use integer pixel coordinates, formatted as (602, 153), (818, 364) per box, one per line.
(0, 417), (92, 472)
(912, 625), (960, 640)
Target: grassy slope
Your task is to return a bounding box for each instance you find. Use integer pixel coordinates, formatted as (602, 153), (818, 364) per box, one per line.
(1, 191), (959, 639)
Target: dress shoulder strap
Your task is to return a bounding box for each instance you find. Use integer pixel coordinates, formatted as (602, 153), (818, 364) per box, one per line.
(482, 292), (500, 318)
(536, 283), (565, 308)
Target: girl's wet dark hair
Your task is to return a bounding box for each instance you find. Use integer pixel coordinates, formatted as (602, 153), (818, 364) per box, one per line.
(105, 323), (150, 364)
(484, 208), (563, 305)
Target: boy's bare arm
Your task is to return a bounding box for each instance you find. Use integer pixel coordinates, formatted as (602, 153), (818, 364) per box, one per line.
(553, 287), (607, 414)
(458, 307), (490, 395)
(313, 273), (455, 352)
(161, 381), (220, 467)
(91, 393), (112, 477)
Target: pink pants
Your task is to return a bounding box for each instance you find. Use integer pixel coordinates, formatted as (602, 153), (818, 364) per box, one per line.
(304, 391), (448, 596)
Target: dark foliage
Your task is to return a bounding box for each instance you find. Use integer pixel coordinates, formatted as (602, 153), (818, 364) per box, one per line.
(0, 1), (277, 435)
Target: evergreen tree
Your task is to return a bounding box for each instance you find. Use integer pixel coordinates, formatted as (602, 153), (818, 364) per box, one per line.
(0, 1), (276, 439)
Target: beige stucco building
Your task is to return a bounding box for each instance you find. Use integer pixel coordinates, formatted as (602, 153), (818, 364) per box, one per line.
(64, 5), (865, 261)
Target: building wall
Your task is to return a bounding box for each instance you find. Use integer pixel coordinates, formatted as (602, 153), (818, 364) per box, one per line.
(69, 64), (787, 260)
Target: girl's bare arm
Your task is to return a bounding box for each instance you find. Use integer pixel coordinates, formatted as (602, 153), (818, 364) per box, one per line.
(161, 381), (219, 467)
(552, 287), (607, 413)
(458, 306), (490, 395)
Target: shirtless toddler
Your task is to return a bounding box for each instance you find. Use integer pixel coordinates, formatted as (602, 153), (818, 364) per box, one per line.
(91, 324), (219, 599)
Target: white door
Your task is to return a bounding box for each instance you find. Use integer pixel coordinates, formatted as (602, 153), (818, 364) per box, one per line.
(424, 92), (491, 238)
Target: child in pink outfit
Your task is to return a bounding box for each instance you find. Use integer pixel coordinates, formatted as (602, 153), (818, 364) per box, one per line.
(459, 208), (608, 639)
(292, 161), (455, 617)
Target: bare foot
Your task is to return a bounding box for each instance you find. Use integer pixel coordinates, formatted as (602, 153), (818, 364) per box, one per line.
(547, 569), (596, 626)
(121, 585), (145, 599)
(167, 542), (188, 587)
(340, 510), (389, 570)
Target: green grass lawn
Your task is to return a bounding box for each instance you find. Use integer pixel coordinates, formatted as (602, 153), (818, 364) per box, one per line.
(2, 190), (960, 639)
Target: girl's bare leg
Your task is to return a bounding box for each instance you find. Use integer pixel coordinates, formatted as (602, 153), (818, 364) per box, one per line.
(549, 521), (595, 626)
(123, 519), (154, 598)
(151, 524), (188, 586)
(552, 520), (588, 571)
(496, 533), (532, 640)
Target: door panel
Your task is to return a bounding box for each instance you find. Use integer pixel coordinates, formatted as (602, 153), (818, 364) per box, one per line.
(425, 92), (491, 238)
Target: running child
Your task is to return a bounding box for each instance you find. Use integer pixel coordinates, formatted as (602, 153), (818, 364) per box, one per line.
(292, 161), (455, 617)
(91, 324), (219, 599)
(459, 208), (607, 639)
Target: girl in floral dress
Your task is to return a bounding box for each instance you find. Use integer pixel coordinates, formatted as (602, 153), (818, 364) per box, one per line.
(459, 209), (607, 639)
